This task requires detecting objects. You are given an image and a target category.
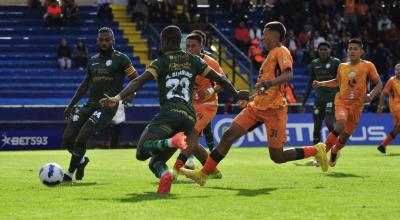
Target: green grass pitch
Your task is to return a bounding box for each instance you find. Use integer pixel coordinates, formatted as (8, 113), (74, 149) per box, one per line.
(1, 147), (400, 219)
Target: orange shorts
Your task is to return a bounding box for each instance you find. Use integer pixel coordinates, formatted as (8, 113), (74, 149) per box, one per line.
(233, 105), (287, 148)
(335, 104), (362, 135)
(194, 103), (218, 134)
(391, 111), (400, 126)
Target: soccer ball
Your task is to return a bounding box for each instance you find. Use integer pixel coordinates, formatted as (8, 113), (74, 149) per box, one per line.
(39, 163), (64, 186)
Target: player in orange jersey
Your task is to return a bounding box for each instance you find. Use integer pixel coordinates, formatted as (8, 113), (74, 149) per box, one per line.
(313, 39), (383, 166)
(172, 31), (224, 178)
(179, 21), (330, 186)
(376, 63), (400, 154)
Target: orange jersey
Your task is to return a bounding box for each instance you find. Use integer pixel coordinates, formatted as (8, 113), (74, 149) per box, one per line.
(250, 46), (293, 110)
(192, 54), (224, 105)
(383, 76), (400, 112)
(335, 60), (379, 109)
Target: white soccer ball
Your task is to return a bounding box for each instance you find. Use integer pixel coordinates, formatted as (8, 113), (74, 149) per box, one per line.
(39, 163), (64, 186)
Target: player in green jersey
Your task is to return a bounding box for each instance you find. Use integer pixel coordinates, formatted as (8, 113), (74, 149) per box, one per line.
(100, 25), (249, 193)
(62, 27), (138, 182)
(302, 42), (340, 144)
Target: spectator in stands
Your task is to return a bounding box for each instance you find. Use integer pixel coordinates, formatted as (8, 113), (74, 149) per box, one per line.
(27, 0), (41, 11)
(371, 42), (393, 82)
(234, 21), (250, 54)
(224, 97), (234, 114)
(312, 31), (325, 51)
(199, 8), (214, 25)
(248, 38), (264, 70)
(187, 0), (198, 20)
(72, 40), (88, 70)
(188, 14), (205, 32)
(284, 30), (302, 63)
(63, 0), (78, 25)
(344, 0), (357, 31)
(249, 23), (262, 41)
(356, 0), (369, 26)
(57, 38), (72, 70)
(131, 0), (148, 31)
(377, 14), (393, 31)
(44, 0), (63, 27)
(97, 0), (113, 21)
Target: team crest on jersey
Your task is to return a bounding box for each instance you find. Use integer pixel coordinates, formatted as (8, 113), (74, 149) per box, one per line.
(326, 63), (330, 69)
(106, 60), (112, 66)
(348, 71), (356, 78)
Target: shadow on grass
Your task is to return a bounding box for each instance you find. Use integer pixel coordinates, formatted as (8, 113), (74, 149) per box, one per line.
(294, 161), (317, 167)
(60, 182), (104, 187)
(207, 186), (278, 197)
(385, 153), (400, 157)
(118, 192), (211, 203)
(326, 172), (366, 178)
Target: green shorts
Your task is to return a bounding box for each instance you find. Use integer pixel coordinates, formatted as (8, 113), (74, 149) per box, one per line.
(147, 108), (196, 137)
(70, 103), (118, 133)
(313, 100), (334, 120)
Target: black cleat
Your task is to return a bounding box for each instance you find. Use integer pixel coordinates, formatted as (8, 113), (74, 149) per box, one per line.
(75, 156), (90, 180)
(377, 146), (386, 154)
(63, 174), (72, 182)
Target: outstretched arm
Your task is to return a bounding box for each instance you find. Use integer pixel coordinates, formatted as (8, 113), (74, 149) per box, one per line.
(313, 78), (338, 88)
(64, 74), (91, 119)
(376, 90), (387, 115)
(256, 69), (293, 93)
(204, 69), (249, 101)
(366, 77), (383, 103)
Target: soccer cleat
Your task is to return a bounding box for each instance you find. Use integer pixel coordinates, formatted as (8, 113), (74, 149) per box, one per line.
(329, 151), (340, 167)
(63, 173), (72, 182)
(377, 146), (386, 154)
(208, 171), (222, 179)
(157, 171), (174, 193)
(314, 143), (329, 172)
(171, 132), (187, 150)
(179, 168), (208, 186)
(75, 156), (90, 180)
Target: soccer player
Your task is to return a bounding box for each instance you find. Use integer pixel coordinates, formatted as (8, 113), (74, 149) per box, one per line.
(172, 31), (224, 178)
(180, 21), (329, 186)
(100, 25), (249, 193)
(61, 27), (138, 182)
(302, 42), (341, 144)
(313, 39), (382, 166)
(376, 63), (400, 154)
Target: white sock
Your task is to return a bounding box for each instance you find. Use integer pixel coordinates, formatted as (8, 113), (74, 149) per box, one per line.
(80, 156), (86, 164)
(166, 138), (173, 147)
(66, 171), (74, 177)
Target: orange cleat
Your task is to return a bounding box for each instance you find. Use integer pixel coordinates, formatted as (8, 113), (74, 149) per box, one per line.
(171, 132), (187, 150)
(157, 171), (174, 193)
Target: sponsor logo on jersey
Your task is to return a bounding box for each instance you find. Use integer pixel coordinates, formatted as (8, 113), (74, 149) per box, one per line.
(106, 60), (112, 66)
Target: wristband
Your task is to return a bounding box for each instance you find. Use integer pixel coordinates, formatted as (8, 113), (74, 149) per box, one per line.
(114, 95), (122, 102)
(207, 87), (215, 95)
(261, 81), (272, 91)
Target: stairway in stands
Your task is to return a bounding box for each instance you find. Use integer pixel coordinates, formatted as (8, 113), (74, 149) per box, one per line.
(0, 6), (157, 106)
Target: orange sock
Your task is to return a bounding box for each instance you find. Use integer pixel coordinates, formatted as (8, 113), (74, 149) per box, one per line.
(201, 157), (218, 175)
(304, 146), (317, 158)
(174, 159), (184, 170)
(325, 132), (339, 152)
(381, 135), (394, 148)
(332, 139), (345, 154)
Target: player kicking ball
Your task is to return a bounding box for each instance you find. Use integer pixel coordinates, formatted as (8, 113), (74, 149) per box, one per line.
(100, 25), (249, 193)
(313, 39), (382, 167)
(180, 21), (330, 186)
(376, 63), (400, 154)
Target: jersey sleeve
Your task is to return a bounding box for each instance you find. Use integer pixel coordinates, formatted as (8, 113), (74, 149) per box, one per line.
(146, 59), (160, 81)
(206, 56), (224, 74)
(120, 53), (137, 77)
(277, 48), (293, 72)
(383, 79), (392, 94)
(367, 62), (380, 81)
(193, 55), (211, 77)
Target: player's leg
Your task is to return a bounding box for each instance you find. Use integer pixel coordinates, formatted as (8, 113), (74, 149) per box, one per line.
(324, 101), (335, 133)
(148, 148), (177, 193)
(325, 105), (347, 152)
(312, 103), (325, 144)
(203, 122), (214, 151)
(378, 112), (400, 153)
(180, 106), (258, 185)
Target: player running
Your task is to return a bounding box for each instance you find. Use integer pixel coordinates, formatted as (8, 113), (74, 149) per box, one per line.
(302, 42), (340, 144)
(171, 31), (224, 178)
(376, 63), (400, 154)
(313, 39), (382, 167)
(180, 21), (330, 186)
(100, 25), (249, 193)
(61, 27), (138, 182)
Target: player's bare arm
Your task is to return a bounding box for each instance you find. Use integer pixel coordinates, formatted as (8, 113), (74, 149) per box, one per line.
(122, 70), (139, 105)
(376, 90), (388, 115)
(100, 71), (154, 107)
(365, 77), (382, 103)
(205, 69), (250, 101)
(312, 78), (338, 88)
(64, 74), (92, 119)
(255, 68), (293, 93)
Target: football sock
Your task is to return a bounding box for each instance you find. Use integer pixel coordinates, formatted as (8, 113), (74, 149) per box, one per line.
(332, 138), (345, 154)
(151, 161), (168, 178)
(80, 156), (86, 164)
(302, 146), (317, 159)
(380, 131), (396, 148)
(201, 150), (224, 175)
(174, 153), (188, 169)
(325, 131), (339, 151)
(204, 123), (214, 151)
(143, 139), (170, 155)
(67, 154), (81, 174)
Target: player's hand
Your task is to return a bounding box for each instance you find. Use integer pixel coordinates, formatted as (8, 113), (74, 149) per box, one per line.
(255, 81), (272, 94)
(312, 80), (321, 88)
(64, 105), (74, 120)
(99, 94), (121, 108)
(236, 90), (250, 101)
(364, 94), (372, 103)
(376, 105), (384, 115)
(237, 100), (248, 108)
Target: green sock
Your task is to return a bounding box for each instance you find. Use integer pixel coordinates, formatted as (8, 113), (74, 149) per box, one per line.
(143, 139), (171, 156)
(150, 161), (168, 178)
